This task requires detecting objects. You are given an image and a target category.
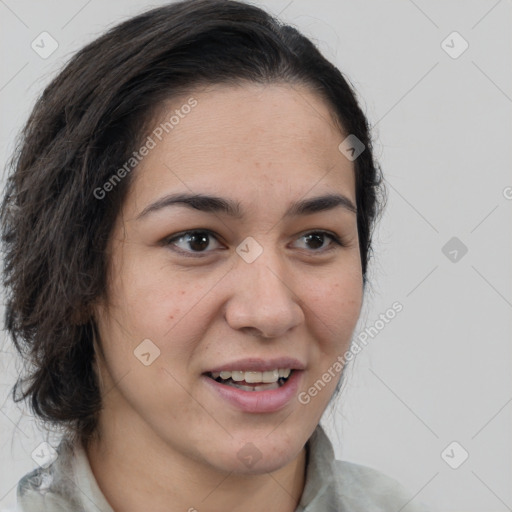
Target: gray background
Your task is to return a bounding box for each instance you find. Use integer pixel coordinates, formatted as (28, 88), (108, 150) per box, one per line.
(1, 1), (511, 511)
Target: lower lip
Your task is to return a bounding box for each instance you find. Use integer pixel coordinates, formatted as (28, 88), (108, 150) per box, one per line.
(203, 370), (303, 413)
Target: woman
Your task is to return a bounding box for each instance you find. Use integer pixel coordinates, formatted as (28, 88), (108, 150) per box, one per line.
(1, 0), (428, 510)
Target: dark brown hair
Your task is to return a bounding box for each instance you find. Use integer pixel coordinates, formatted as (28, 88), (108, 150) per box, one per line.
(0, 0), (385, 446)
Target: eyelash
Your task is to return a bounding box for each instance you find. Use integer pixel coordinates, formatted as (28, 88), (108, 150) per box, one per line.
(162, 229), (345, 258)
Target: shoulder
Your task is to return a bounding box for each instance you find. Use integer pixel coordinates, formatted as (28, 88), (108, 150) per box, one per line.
(333, 460), (430, 512)
(16, 467), (76, 512)
(301, 426), (431, 511)
(16, 439), (82, 512)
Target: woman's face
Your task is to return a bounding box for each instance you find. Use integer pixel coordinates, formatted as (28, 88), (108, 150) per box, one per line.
(93, 83), (363, 474)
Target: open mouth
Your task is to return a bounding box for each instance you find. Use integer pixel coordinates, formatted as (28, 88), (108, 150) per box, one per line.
(206, 369), (293, 392)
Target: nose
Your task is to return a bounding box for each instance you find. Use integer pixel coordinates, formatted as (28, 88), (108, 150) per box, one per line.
(223, 250), (305, 339)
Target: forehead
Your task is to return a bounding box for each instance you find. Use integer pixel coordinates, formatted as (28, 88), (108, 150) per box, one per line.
(128, 83), (355, 210)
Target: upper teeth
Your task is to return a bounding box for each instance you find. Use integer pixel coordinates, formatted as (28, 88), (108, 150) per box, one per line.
(211, 369), (292, 383)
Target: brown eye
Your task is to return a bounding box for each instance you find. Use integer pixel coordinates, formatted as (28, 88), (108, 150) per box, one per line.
(304, 233), (325, 250)
(165, 230), (222, 255)
(292, 231), (342, 252)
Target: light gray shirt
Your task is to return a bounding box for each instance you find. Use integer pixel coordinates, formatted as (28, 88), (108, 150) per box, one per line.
(16, 425), (429, 511)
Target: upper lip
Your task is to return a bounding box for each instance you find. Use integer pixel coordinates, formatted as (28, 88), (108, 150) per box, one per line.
(205, 357), (305, 374)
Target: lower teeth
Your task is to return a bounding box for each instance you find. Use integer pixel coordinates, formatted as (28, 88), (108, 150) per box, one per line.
(214, 376), (288, 391)
(229, 381), (279, 391)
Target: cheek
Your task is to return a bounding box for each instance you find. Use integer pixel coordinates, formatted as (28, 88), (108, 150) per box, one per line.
(303, 270), (363, 351)
(94, 277), (207, 414)
(107, 246), (193, 331)
(96, 267), (172, 368)
(101, 256), (218, 379)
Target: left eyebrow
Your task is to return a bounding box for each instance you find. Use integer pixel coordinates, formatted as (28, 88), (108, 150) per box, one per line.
(285, 193), (357, 217)
(136, 192), (357, 220)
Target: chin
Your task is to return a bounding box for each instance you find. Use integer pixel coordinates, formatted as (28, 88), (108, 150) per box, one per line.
(203, 430), (305, 475)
